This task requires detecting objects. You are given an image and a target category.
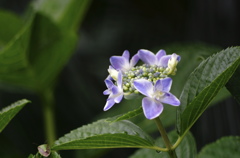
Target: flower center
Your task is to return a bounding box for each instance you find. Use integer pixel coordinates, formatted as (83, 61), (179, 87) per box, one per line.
(153, 91), (164, 101)
(122, 64), (169, 94)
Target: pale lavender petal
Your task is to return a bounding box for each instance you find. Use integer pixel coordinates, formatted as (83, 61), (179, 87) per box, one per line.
(129, 53), (139, 68)
(114, 94), (123, 103)
(142, 97), (164, 120)
(154, 77), (172, 92)
(133, 79), (153, 97)
(138, 49), (157, 65)
(159, 55), (171, 67)
(104, 99), (115, 111)
(156, 49), (166, 63)
(122, 50), (130, 60)
(104, 79), (114, 89)
(110, 56), (128, 70)
(117, 71), (123, 87)
(158, 92), (180, 106)
(103, 89), (110, 95)
(111, 86), (121, 95)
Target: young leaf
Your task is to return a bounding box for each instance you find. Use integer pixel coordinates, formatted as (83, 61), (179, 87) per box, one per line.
(52, 119), (158, 150)
(129, 131), (197, 158)
(198, 136), (240, 158)
(0, 99), (30, 133)
(108, 106), (143, 122)
(226, 66), (240, 104)
(177, 47), (240, 136)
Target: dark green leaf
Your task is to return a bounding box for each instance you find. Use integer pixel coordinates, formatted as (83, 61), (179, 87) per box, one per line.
(0, 99), (30, 132)
(129, 131), (197, 158)
(52, 119), (157, 150)
(226, 66), (240, 104)
(0, 10), (24, 47)
(0, 0), (92, 92)
(198, 136), (240, 158)
(177, 47), (240, 136)
(32, 0), (92, 31)
(108, 106), (143, 122)
(28, 151), (61, 158)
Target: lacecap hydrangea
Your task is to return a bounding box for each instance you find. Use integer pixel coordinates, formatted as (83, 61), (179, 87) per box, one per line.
(103, 49), (181, 120)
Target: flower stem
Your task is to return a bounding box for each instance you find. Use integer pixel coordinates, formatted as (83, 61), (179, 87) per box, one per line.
(40, 88), (56, 146)
(154, 117), (177, 158)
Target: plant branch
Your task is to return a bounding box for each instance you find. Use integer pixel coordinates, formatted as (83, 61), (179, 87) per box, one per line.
(154, 117), (177, 158)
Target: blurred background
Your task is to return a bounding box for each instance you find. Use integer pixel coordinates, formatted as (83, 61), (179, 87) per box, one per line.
(0, 0), (240, 157)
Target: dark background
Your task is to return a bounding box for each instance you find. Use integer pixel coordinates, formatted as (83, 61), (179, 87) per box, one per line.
(0, 0), (240, 157)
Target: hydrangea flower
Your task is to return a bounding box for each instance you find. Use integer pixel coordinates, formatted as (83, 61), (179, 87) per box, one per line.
(138, 49), (181, 75)
(110, 50), (139, 72)
(104, 49), (181, 119)
(133, 77), (180, 120)
(103, 71), (124, 111)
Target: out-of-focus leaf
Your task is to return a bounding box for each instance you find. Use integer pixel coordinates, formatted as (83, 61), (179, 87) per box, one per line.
(0, 10), (24, 47)
(52, 119), (157, 150)
(129, 131), (197, 158)
(28, 13), (77, 91)
(198, 136), (240, 158)
(0, 0), (92, 92)
(0, 99), (30, 132)
(177, 47), (240, 136)
(226, 66), (240, 104)
(28, 151), (61, 158)
(32, 0), (91, 31)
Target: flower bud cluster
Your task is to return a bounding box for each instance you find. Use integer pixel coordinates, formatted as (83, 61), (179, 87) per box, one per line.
(122, 64), (168, 94)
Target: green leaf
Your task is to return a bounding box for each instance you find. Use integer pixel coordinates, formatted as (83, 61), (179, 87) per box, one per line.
(32, 0), (92, 31)
(129, 131), (197, 158)
(108, 106), (143, 122)
(52, 119), (157, 150)
(0, 10), (24, 47)
(177, 47), (240, 136)
(0, 0), (92, 92)
(28, 12), (78, 90)
(226, 66), (240, 104)
(0, 99), (30, 133)
(198, 136), (240, 158)
(28, 151), (61, 158)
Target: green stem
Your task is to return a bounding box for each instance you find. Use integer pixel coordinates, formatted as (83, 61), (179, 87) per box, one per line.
(40, 88), (56, 146)
(154, 117), (177, 158)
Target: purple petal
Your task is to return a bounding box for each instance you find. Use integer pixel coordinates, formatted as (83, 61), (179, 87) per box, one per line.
(159, 55), (171, 67)
(154, 78), (172, 92)
(138, 49), (156, 65)
(114, 94), (123, 103)
(111, 86), (121, 95)
(117, 71), (123, 87)
(158, 92), (180, 106)
(156, 49), (166, 63)
(122, 50), (130, 60)
(104, 99), (115, 111)
(129, 53), (139, 68)
(142, 97), (164, 119)
(110, 56), (128, 70)
(133, 79), (153, 97)
(104, 79), (114, 89)
(103, 89), (110, 95)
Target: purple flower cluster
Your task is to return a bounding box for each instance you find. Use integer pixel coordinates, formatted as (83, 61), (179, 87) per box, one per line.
(103, 49), (181, 120)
